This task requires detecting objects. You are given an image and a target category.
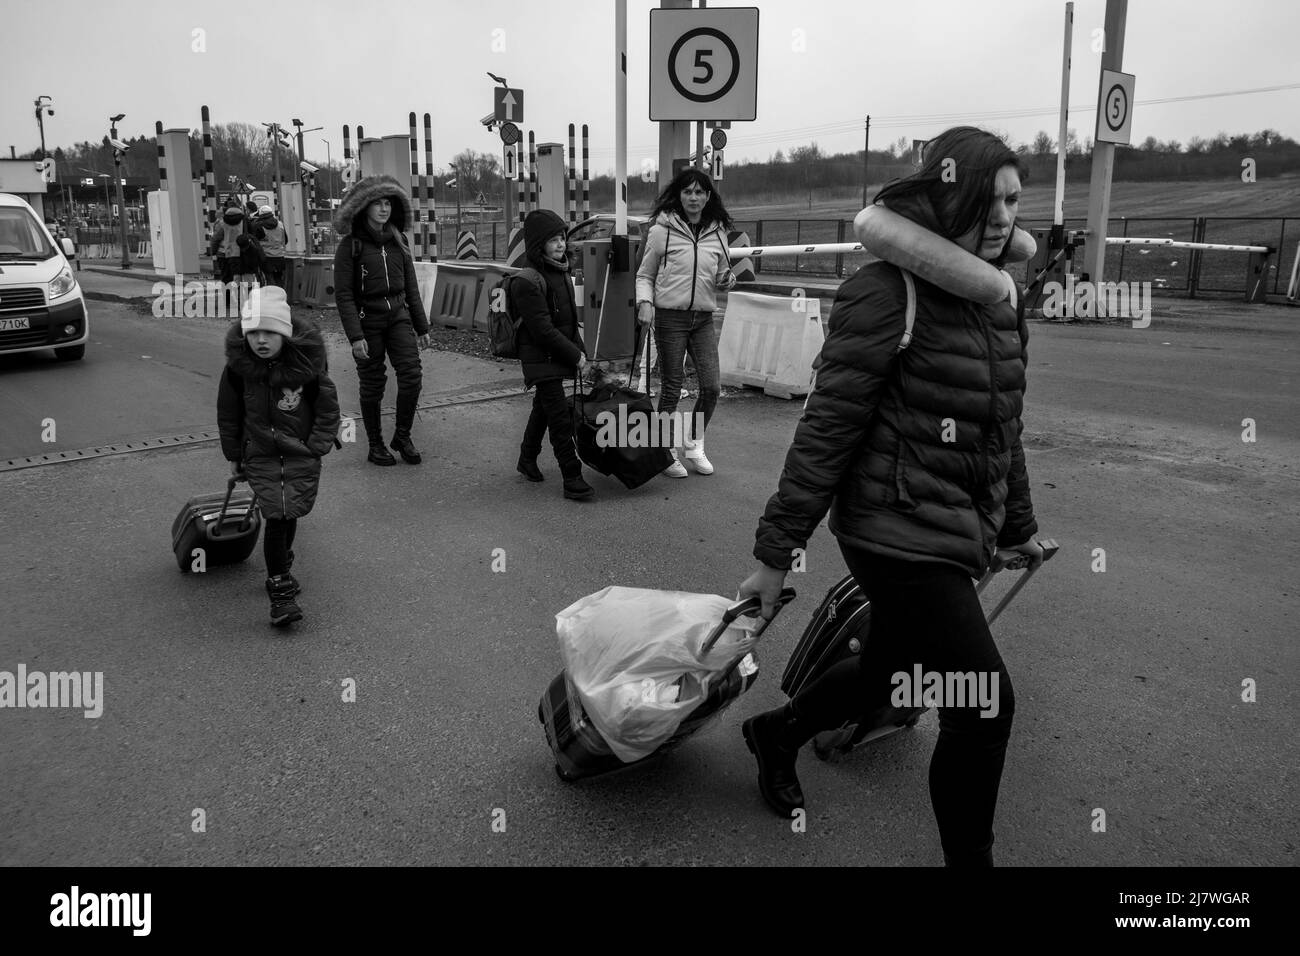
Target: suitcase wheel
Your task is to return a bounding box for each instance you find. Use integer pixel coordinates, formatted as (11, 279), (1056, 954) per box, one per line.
(812, 740), (850, 763)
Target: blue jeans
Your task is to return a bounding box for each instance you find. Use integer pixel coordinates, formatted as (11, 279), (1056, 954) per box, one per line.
(652, 308), (720, 438)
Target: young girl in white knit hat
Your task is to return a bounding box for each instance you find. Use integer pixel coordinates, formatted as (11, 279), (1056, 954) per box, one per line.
(217, 286), (341, 626)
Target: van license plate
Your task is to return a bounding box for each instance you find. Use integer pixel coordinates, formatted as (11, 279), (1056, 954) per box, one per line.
(0, 317), (31, 331)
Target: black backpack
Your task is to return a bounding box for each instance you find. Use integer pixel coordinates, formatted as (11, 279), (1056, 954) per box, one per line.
(487, 268), (546, 360)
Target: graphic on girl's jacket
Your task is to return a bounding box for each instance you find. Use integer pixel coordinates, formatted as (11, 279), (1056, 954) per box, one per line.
(277, 386), (303, 412)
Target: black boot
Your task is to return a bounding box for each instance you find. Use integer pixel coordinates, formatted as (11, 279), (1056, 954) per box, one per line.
(282, 550), (300, 597)
(742, 707), (808, 818)
(517, 453), (544, 482)
(944, 839), (995, 867)
(559, 460), (594, 501)
(266, 575), (303, 627)
(390, 394), (422, 464)
(360, 401), (396, 466)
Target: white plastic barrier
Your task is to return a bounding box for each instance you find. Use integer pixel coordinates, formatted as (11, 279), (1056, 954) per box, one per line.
(413, 261), (438, 320)
(717, 291), (825, 400)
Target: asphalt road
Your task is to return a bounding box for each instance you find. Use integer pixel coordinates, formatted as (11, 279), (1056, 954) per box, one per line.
(1, 289), (1296, 866)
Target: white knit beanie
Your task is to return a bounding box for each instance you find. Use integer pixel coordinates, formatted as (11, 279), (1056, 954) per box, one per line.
(240, 286), (293, 339)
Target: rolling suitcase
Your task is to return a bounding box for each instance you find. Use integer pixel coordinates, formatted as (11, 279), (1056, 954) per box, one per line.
(779, 540), (1058, 761)
(171, 475), (262, 572)
(539, 588), (797, 781)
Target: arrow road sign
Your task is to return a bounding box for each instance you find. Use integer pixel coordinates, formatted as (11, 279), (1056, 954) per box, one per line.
(494, 87), (525, 124)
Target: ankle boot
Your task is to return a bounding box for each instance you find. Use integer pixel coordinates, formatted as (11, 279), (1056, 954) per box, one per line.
(360, 402), (396, 466)
(742, 707), (808, 818)
(517, 453), (544, 482)
(390, 394), (422, 464)
(560, 460), (594, 501)
(266, 575), (303, 627)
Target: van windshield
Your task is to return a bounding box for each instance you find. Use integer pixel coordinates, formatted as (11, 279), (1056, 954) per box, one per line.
(0, 208), (56, 260)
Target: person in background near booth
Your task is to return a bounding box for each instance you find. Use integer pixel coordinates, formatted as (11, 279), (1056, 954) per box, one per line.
(210, 201), (247, 311)
(218, 286), (340, 627)
(736, 126), (1046, 867)
(512, 209), (594, 502)
(635, 168), (736, 479)
(332, 175), (432, 466)
(255, 205), (288, 290)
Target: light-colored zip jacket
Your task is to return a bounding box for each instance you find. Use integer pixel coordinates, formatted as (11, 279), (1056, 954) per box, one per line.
(636, 212), (731, 312)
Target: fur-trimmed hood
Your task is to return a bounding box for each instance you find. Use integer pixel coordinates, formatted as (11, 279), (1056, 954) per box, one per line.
(332, 174), (413, 237)
(224, 315), (328, 388)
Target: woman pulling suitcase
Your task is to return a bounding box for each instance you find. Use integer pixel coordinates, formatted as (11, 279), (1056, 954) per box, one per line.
(736, 127), (1048, 867)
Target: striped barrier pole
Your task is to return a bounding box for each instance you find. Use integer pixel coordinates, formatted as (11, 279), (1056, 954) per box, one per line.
(408, 112), (423, 260)
(424, 112), (437, 262)
(1103, 238), (1270, 252)
(156, 121), (168, 193)
(307, 172), (317, 254)
(581, 124), (590, 221)
(568, 124), (577, 225)
(528, 130), (537, 213)
(200, 106), (216, 248)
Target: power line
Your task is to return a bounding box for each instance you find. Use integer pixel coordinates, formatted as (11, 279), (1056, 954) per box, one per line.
(581, 81), (1300, 159)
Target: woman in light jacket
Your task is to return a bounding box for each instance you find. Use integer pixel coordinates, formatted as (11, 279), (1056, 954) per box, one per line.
(635, 168), (737, 478)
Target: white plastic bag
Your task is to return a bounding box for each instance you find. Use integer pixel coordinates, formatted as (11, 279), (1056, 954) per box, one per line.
(556, 587), (760, 762)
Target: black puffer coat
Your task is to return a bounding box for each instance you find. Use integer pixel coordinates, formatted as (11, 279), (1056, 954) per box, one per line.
(512, 254), (585, 388)
(217, 318), (341, 520)
(332, 175), (430, 343)
(754, 199), (1037, 579)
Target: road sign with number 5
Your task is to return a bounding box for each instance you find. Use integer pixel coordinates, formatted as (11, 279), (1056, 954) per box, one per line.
(650, 7), (759, 121)
(1095, 69), (1136, 146)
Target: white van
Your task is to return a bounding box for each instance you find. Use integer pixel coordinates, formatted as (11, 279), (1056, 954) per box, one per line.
(0, 192), (88, 361)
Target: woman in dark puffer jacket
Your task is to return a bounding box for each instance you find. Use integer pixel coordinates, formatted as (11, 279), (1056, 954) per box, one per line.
(333, 175), (432, 466)
(737, 127), (1047, 867)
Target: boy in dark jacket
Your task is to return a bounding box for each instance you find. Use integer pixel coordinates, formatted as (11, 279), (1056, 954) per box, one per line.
(511, 209), (593, 501)
(217, 286), (340, 626)
(332, 175), (431, 466)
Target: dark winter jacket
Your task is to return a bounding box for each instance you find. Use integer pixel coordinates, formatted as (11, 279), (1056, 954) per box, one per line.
(512, 254), (585, 387)
(210, 208), (245, 259)
(753, 197), (1038, 579)
(332, 175), (429, 343)
(217, 318), (341, 520)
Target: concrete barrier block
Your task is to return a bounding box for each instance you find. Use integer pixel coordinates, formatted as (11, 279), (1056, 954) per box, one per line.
(717, 291), (825, 400)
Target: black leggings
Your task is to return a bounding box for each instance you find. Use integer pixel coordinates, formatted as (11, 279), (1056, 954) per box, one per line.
(263, 517), (298, 577)
(789, 543), (1016, 863)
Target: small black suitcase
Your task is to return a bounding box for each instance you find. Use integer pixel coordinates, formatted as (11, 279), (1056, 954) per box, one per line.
(539, 588), (797, 781)
(171, 476), (262, 573)
(780, 540), (1058, 761)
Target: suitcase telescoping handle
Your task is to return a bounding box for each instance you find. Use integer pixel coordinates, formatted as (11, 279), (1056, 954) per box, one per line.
(978, 538), (1059, 625)
(209, 474), (256, 539)
(699, 586), (798, 657)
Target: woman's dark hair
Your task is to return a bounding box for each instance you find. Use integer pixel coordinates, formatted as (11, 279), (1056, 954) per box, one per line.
(648, 167), (733, 231)
(874, 126), (1028, 265)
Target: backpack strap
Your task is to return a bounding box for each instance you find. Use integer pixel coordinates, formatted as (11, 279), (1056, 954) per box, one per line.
(897, 267), (917, 353)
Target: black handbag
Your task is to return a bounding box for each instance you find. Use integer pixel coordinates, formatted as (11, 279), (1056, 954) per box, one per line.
(569, 332), (674, 489)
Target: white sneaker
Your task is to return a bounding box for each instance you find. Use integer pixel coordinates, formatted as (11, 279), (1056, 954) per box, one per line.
(682, 439), (714, 475)
(662, 449), (688, 478)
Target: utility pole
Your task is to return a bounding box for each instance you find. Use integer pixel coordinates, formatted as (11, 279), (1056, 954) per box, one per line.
(861, 115), (871, 207)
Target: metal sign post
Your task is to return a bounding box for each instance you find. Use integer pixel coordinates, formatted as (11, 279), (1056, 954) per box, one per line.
(1083, 0), (1129, 284)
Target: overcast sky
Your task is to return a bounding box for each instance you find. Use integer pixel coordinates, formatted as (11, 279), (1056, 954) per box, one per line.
(3, 0), (1298, 175)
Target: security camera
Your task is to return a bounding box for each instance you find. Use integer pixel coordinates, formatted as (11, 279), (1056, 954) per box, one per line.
(300, 160), (319, 174)
(104, 136), (130, 152)
(480, 113), (498, 128)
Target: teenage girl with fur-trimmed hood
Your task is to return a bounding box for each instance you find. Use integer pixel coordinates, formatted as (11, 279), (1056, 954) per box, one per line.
(332, 175), (431, 466)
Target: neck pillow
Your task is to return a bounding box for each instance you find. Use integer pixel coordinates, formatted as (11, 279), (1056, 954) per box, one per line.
(853, 204), (1036, 305)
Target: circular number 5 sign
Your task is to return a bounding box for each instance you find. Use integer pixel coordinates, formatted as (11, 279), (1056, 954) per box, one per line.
(669, 28), (741, 103)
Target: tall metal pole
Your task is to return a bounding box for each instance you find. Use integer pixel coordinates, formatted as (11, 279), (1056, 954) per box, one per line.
(111, 116), (130, 269)
(321, 139), (333, 205)
(616, 0), (628, 236)
(1083, 0), (1127, 284)
(1054, 3), (1074, 243)
(861, 115), (870, 207)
